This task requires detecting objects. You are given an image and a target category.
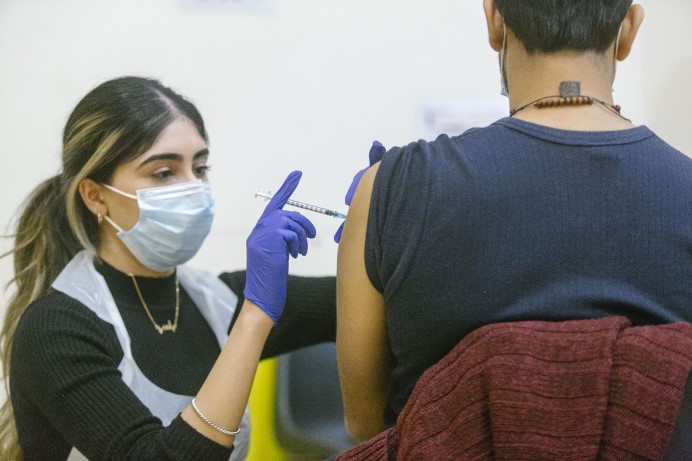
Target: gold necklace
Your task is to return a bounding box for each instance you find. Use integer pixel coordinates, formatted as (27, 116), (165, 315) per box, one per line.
(129, 274), (180, 334)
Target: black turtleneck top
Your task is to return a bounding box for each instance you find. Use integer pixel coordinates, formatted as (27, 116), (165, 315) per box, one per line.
(10, 259), (336, 461)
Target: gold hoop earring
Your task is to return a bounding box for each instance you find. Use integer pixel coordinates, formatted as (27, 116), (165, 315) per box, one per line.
(97, 213), (104, 224)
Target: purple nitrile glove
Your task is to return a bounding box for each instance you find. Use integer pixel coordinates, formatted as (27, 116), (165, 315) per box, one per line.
(244, 171), (317, 324)
(333, 141), (386, 243)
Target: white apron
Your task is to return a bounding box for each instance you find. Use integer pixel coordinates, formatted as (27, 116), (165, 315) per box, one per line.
(52, 250), (250, 461)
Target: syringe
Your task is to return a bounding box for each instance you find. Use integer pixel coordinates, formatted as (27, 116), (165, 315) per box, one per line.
(255, 191), (347, 219)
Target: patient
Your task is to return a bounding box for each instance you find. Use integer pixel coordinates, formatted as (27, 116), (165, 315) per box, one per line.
(335, 0), (692, 443)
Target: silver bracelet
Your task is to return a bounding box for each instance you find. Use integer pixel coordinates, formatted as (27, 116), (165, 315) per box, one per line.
(190, 398), (241, 436)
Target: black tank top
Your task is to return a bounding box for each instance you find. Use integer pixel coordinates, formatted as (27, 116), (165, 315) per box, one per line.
(365, 117), (692, 424)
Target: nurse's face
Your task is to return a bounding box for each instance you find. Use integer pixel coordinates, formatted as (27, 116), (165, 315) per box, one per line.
(102, 116), (210, 233)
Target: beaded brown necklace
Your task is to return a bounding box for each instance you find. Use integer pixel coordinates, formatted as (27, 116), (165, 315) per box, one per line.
(510, 81), (630, 122)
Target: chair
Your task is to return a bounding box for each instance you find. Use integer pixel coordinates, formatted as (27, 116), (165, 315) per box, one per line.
(248, 343), (355, 461)
(274, 342), (356, 460)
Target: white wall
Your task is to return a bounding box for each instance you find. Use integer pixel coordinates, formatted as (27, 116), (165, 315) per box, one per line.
(0, 0), (690, 310)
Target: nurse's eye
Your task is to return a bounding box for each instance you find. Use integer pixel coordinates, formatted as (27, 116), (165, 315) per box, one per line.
(152, 168), (173, 180)
(194, 164), (211, 178)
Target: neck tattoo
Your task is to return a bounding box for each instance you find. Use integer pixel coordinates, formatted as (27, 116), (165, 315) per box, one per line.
(129, 274), (180, 334)
(510, 81), (630, 122)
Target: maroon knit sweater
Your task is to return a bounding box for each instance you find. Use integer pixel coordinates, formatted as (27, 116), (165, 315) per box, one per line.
(337, 316), (692, 461)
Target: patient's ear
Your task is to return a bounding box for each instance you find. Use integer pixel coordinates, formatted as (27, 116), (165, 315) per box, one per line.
(483, 0), (504, 52)
(617, 4), (644, 61)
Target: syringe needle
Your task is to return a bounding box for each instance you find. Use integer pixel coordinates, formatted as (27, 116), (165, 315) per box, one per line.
(255, 191), (346, 219)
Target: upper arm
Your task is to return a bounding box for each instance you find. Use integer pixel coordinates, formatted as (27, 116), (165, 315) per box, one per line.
(336, 162), (393, 441)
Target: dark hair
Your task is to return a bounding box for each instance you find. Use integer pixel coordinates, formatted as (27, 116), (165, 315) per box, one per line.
(495, 0), (633, 53)
(0, 76), (206, 460)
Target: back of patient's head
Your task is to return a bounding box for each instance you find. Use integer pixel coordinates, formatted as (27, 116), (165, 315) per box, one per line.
(494, 0), (633, 53)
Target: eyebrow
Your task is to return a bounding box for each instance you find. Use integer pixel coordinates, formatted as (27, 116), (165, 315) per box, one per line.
(137, 148), (209, 169)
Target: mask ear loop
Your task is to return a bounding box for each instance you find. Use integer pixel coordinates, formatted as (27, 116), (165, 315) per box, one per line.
(100, 183), (136, 233)
(499, 20), (509, 97)
(103, 214), (125, 233)
(612, 25), (623, 91)
(102, 183), (138, 200)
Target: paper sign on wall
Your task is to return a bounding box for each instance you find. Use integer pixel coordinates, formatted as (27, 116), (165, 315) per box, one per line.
(417, 100), (508, 140)
(180, 0), (277, 13)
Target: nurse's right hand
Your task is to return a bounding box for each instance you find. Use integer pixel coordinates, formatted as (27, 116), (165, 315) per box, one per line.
(244, 171), (316, 324)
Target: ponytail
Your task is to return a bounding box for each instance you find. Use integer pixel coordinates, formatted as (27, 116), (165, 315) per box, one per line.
(0, 174), (83, 460)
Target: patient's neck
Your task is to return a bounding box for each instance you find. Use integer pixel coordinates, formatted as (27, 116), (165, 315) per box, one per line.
(505, 45), (634, 131)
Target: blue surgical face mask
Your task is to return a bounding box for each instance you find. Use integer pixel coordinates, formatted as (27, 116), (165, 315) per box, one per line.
(102, 180), (215, 271)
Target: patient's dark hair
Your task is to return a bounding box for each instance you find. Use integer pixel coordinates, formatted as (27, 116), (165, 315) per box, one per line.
(495, 0), (633, 54)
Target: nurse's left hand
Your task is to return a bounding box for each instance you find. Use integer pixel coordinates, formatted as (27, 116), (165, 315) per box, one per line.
(334, 141), (386, 243)
(244, 171), (316, 324)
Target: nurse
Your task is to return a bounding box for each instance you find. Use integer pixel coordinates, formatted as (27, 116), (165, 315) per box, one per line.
(0, 76), (335, 461)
